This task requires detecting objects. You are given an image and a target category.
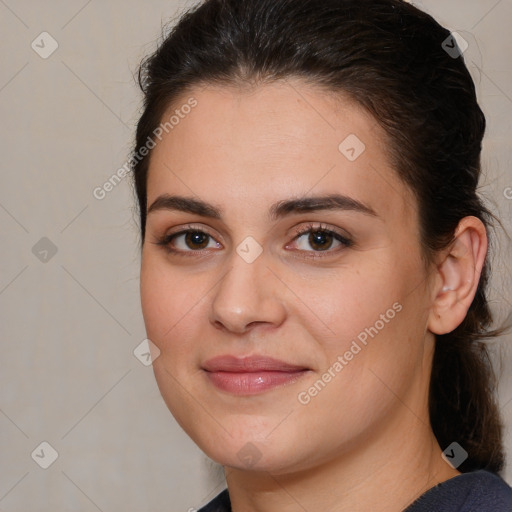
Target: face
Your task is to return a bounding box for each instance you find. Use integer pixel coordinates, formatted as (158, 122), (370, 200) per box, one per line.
(140, 79), (436, 474)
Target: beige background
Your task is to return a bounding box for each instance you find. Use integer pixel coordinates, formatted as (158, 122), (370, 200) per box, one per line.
(0, 0), (511, 510)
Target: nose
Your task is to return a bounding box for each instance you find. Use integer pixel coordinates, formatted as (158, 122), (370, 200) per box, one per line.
(209, 249), (287, 335)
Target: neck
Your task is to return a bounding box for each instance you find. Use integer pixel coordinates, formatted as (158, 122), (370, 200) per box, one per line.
(223, 403), (459, 512)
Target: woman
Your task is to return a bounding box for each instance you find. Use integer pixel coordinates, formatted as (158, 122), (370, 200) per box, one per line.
(131, 0), (512, 510)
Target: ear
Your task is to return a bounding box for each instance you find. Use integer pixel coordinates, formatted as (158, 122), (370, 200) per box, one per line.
(428, 216), (488, 335)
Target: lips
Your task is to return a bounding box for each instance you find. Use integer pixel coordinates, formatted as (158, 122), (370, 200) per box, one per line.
(202, 355), (310, 395)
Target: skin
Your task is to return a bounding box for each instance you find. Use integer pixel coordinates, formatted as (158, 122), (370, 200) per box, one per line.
(140, 79), (487, 512)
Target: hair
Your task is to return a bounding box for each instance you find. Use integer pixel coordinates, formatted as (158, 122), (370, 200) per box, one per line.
(131, 0), (507, 473)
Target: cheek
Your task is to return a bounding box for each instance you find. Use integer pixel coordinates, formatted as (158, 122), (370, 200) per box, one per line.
(140, 254), (190, 348)
(140, 256), (168, 342)
(140, 257), (210, 432)
(291, 257), (406, 350)
(140, 252), (216, 372)
(292, 253), (426, 396)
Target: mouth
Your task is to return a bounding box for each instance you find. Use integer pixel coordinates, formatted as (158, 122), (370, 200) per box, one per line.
(202, 354), (311, 395)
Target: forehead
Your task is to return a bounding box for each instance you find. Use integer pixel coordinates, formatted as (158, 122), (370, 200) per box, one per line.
(146, 79), (415, 224)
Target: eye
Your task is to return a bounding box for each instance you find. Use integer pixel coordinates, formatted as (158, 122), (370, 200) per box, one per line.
(153, 225), (222, 255)
(288, 223), (352, 253)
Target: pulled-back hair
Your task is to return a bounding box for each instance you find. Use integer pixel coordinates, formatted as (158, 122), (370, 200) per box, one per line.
(132, 0), (506, 472)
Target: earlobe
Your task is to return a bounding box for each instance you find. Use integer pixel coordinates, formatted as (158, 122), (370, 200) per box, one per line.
(428, 217), (487, 335)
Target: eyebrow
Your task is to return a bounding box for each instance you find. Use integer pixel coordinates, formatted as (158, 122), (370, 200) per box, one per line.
(147, 193), (378, 220)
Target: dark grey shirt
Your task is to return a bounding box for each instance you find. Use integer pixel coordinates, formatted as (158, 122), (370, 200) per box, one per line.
(197, 470), (512, 511)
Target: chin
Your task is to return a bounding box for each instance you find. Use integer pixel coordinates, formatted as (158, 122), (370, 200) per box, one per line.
(194, 431), (307, 475)
(210, 449), (296, 474)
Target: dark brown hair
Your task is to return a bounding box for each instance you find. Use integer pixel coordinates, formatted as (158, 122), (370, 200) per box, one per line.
(132, 0), (506, 472)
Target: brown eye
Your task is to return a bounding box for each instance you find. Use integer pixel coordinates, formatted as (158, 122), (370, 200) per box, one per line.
(184, 231), (210, 249)
(155, 227), (222, 255)
(307, 230), (335, 251)
(291, 225), (352, 253)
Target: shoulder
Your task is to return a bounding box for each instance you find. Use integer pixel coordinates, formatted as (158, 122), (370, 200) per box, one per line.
(405, 470), (512, 512)
(195, 472), (512, 512)
(197, 488), (231, 512)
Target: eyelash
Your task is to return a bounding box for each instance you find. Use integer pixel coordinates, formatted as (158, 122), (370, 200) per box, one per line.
(153, 222), (353, 258)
